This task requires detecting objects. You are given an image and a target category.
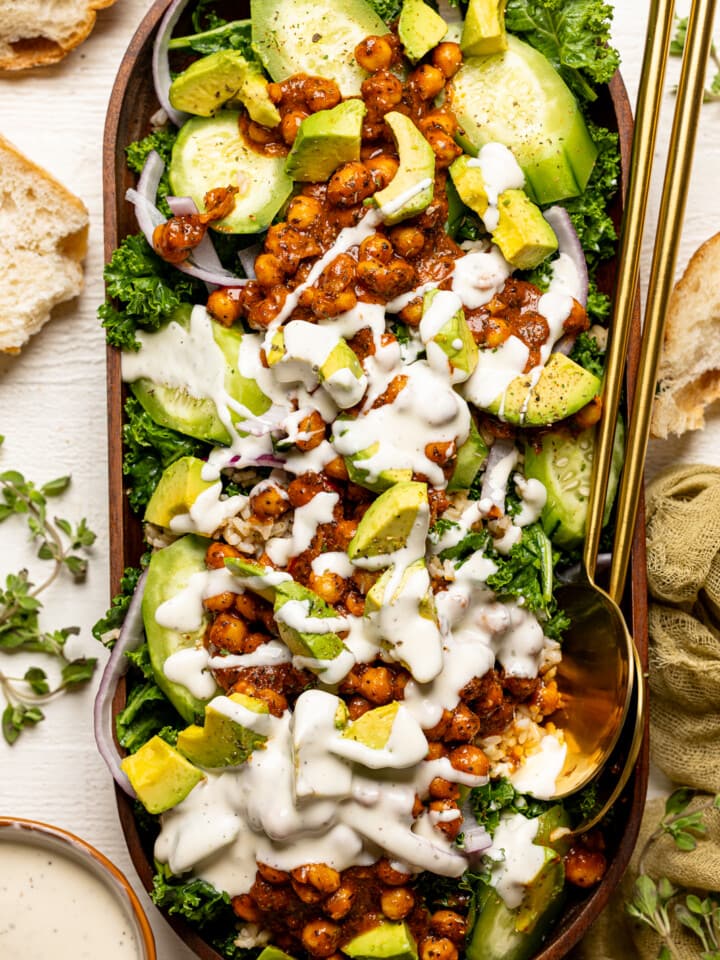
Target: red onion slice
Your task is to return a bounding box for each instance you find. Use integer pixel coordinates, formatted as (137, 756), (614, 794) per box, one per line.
(93, 571), (148, 799)
(543, 206), (589, 307)
(152, 0), (192, 129)
(238, 242), (262, 280)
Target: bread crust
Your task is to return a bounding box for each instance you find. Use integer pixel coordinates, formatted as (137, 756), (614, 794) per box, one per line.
(651, 232), (720, 438)
(0, 134), (89, 354)
(0, 0), (117, 71)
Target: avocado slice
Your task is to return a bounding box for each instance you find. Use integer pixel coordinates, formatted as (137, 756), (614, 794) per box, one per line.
(286, 99), (366, 183)
(448, 154), (490, 217)
(342, 701), (399, 749)
(143, 535), (219, 723)
(128, 306), (271, 445)
(421, 288), (478, 383)
(121, 736), (205, 814)
(374, 112), (435, 226)
(144, 456), (215, 528)
(347, 481), (429, 559)
(524, 417), (625, 549)
(169, 50), (281, 127)
(484, 353), (601, 427)
(398, 0), (448, 64)
(447, 418), (488, 492)
(493, 189), (558, 270)
(224, 557), (292, 602)
(342, 921), (418, 960)
(461, 0), (508, 56)
(451, 36), (598, 204)
(176, 693), (269, 768)
(344, 443), (414, 493)
(273, 581), (346, 664)
(251, 0), (387, 97)
(257, 948), (298, 960)
(169, 111), (293, 233)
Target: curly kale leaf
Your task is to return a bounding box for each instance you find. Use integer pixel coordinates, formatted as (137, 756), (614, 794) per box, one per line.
(470, 778), (551, 836)
(92, 561), (147, 646)
(99, 233), (202, 351)
(505, 0), (620, 102)
(175, 19), (254, 58)
(122, 396), (209, 514)
(125, 130), (177, 217)
(570, 330), (605, 378)
(365, 0), (403, 23)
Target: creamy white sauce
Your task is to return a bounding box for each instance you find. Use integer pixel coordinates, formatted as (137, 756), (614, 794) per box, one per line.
(163, 647), (217, 699)
(266, 491), (338, 566)
(275, 599), (350, 635)
(461, 335), (529, 409)
(169, 482), (246, 536)
(486, 813), (546, 909)
(311, 551), (355, 578)
(514, 474), (547, 527)
(0, 839), (141, 959)
(451, 246), (511, 310)
(509, 733), (568, 800)
(468, 143), (525, 232)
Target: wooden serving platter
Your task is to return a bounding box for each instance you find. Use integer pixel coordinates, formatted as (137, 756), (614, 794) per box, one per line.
(103, 2), (649, 957)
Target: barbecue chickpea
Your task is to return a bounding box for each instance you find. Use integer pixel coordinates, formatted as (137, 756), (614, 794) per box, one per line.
(425, 441), (456, 465)
(302, 920), (341, 957)
(287, 194), (324, 230)
(335, 518), (359, 546)
(312, 288), (358, 318)
(257, 863), (289, 885)
(248, 287), (289, 329)
(445, 702), (481, 742)
(411, 64), (446, 100)
(376, 859), (411, 886)
(448, 744), (489, 777)
(250, 484), (290, 521)
(247, 121), (277, 145)
(430, 911), (467, 944)
(293, 880), (325, 904)
(254, 686), (288, 716)
(250, 877), (290, 911)
(398, 299), (423, 327)
(432, 42), (463, 78)
(304, 77), (341, 112)
(429, 799), (462, 841)
(325, 456), (350, 481)
(205, 541), (241, 569)
(295, 410), (327, 452)
(267, 81), (283, 103)
(347, 696), (371, 720)
(281, 109), (309, 145)
(357, 257), (416, 298)
(361, 71), (403, 111)
(324, 882), (356, 920)
(234, 592), (266, 621)
(328, 162), (376, 207)
(292, 863), (342, 893)
(309, 571), (346, 604)
(320, 253), (357, 293)
(208, 613), (249, 652)
(364, 154), (400, 190)
(203, 591), (236, 613)
(426, 742), (448, 761)
(565, 847), (607, 888)
(355, 35), (394, 72)
(360, 233), (394, 264)
(206, 288), (243, 326)
(575, 395), (602, 429)
(359, 666), (394, 704)
(381, 887), (415, 920)
(288, 474), (328, 507)
(428, 777), (460, 801)
(254, 252), (286, 288)
(419, 111), (458, 138)
(232, 894), (262, 922)
(420, 937), (459, 960)
(389, 226), (425, 259)
(426, 130), (463, 167)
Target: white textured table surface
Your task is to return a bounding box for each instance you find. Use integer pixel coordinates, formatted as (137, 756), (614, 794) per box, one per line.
(1, 3), (719, 957)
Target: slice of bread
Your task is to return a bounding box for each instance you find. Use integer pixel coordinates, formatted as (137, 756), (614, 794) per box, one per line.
(651, 232), (720, 439)
(0, 134), (89, 355)
(0, 0), (116, 71)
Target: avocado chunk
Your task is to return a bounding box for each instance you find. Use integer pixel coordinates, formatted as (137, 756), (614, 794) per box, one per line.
(169, 50), (281, 127)
(143, 534), (219, 723)
(121, 736), (205, 814)
(493, 189), (558, 269)
(374, 112), (435, 225)
(486, 353), (601, 427)
(348, 481), (429, 559)
(144, 456), (215, 528)
(452, 36), (598, 204)
(170, 111), (293, 233)
(447, 418), (488, 492)
(461, 0), (508, 56)
(398, 0), (448, 64)
(342, 921), (418, 960)
(127, 306), (271, 445)
(286, 99), (366, 183)
(344, 443), (414, 493)
(258, 948), (298, 960)
(448, 154), (490, 217)
(251, 0), (387, 97)
(524, 418), (625, 548)
(273, 581), (346, 664)
(343, 701), (399, 748)
(420, 288), (478, 383)
(224, 557), (292, 601)
(176, 693), (269, 768)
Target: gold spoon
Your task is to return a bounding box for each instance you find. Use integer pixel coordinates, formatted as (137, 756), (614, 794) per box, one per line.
(551, 0), (718, 824)
(546, 0), (678, 801)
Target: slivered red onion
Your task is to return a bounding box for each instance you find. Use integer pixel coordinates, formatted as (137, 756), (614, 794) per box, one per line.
(543, 206), (589, 307)
(128, 151), (249, 287)
(93, 571), (148, 799)
(460, 798), (493, 856)
(553, 333), (577, 356)
(238, 243), (262, 280)
(152, 0), (192, 128)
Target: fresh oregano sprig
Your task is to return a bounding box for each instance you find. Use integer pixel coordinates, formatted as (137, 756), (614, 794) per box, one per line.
(626, 787), (720, 960)
(0, 437), (98, 744)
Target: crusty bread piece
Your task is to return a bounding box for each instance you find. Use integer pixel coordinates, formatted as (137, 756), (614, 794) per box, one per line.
(651, 232), (720, 439)
(0, 134), (88, 355)
(0, 0), (116, 71)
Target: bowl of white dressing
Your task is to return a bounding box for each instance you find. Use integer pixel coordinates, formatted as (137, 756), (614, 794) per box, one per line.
(0, 817), (156, 960)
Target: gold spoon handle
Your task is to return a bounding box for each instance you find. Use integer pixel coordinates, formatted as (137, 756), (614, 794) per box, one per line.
(584, 0), (676, 582)
(609, 0), (719, 602)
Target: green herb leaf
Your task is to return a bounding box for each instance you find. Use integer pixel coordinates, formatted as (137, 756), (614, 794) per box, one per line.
(665, 787), (695, 817)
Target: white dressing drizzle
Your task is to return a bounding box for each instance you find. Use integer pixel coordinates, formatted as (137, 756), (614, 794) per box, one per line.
(266, 491), (338, 566)
(509, 733), (568, 800)
(468, 144), (526, 232)
(169, 482), (246, 536)
(485, 813), (546, 909)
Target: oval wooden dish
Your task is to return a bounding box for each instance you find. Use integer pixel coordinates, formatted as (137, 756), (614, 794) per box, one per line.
(103, 2), (649, 957)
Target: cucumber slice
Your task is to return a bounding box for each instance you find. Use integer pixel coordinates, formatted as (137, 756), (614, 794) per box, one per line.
(524, 418), (625, 549)
(451, 35), (598, 204)
(251, 0), (387, 96)
(169, 111), (293, 234)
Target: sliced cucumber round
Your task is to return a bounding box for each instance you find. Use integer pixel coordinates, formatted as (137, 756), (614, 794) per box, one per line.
(169, 111), (293, 234)
(451, 35), (598, 204)
(524, 418), (625, 549)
